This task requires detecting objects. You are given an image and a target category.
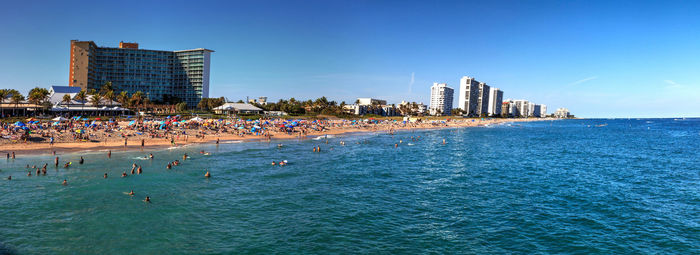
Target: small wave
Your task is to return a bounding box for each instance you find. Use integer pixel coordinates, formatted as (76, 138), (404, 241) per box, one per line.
(312, 135), (336, 140)
(220, 140), (243, 144)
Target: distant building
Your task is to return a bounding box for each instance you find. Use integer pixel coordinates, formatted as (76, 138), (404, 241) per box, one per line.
(48, 85), (81, 105)
(356, 98), (387, 106)
(540, 104), (547, 117)
(429, 82), (454, 115)
(458, 76), (480, 116)
(487, 88), (503, 117)
(248, 97), (268, 105)
(475, 82), (490, 117)
(501, 101), (513, 117)
(533, 104), (542, 117)
(213, 103), (263, 115)
(512, 99), (530, 117)
(69, 40), (213, 107)
(554, 108), (570, 118)
(343, 104), (398, 116)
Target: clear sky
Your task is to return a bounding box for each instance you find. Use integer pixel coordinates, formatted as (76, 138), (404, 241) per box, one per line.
(0, 0), (698, 118)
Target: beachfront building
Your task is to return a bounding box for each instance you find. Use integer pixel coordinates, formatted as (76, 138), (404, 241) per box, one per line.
(511, 99), (530, 117)
(554, 108), (570, 118)
(488, 88), (504, 117)
(429, 82), (454, 116)
(458, 76), (480, 116)
(540, 104), (547, 117)
(48, 86), (81, 105)
(476, 82), (490, 117)
(213, 103), (263, 115)
(356, 98), (387, 106)
(69, 40), (213, 107)
(501, 101), (513, 117)
(532, 104), (542, 118)
(343, 104), (399, 116)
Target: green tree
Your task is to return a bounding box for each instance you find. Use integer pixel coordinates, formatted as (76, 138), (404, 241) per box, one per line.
(74, 90), (88, 116)
(11, 93), (24, 116)
(0, 89), (17, 117)
(176, 102), (187, 112)
(117, 91), (129, 107)
(130, 91), (144, 113)
(62, 94), (72, 106)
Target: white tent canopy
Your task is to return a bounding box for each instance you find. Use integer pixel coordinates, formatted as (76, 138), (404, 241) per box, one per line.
(52, 116), (68, 121)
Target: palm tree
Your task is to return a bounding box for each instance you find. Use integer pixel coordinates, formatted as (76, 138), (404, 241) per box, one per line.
(0, 89), (12, 117)
(11, 93), (24, 116)
(89, 94), (102, 116)
(74, 90), (87, 116)
(28, 91), (42, 117)
(103, 90), (115, 108)
(117, 91), (129, 108)
(62, 94), (72, 106)
(130, 91), (144, 113)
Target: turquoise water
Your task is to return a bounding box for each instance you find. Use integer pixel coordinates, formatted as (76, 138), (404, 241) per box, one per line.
(0, 119), (698, 254)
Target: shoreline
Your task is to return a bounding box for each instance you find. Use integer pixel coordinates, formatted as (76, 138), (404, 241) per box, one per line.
(1, 118), (554, 156)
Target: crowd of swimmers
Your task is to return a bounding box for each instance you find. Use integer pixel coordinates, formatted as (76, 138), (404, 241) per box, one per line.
(4, 150), (214, 204)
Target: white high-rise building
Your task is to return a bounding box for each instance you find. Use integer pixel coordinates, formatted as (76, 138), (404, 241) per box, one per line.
(512, 99), (530, 117)
(540, 104), (547, 117)
(430, 82), (454, 115)
(554, 108), (570, 118)
(458, 76), (480, 116)
(488, 88), (504, 116)
(476, 82), (490, 117)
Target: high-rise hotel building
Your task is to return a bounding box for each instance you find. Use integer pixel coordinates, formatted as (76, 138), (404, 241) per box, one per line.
(69, 40), (213, 106)
(429, 82), (454, 116)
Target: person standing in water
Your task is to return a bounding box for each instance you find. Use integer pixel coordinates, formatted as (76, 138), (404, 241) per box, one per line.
(55, 156), (59, 167)
(108, 150), (111, 158)
(79, 157), (84, 164)
(104, 173), (108, 178)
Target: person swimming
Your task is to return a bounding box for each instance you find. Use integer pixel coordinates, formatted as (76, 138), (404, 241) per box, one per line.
(271, 161), (276, 166)
(122, 172), (128, 177)
(149, 153), (154, 159)
(62, 179), (67, 185)
(6, 176), (10, 180)
(166, 163), (172, 169)
(183, 153), (188, 160)
(104, 173), (108, 178)
(205, 171), (211, 178)
(144, 196), (151, 203)
(64, 162), (71, 168)
(137, 166), (142, 174)
(27, 171), (31, 176)
(128, 190), (134, 196)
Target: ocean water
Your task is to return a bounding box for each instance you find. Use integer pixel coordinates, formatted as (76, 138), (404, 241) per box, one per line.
(0, 119), (698, 254)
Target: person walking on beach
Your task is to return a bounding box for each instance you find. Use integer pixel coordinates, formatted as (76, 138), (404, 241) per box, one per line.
(141, 139), (144, 148)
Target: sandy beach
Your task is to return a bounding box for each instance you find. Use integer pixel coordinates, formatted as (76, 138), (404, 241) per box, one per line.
(0, 117), (552, 156)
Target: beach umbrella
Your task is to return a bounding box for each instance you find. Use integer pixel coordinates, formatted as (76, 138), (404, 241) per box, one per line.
(128, 120), (136, 126)
(14, 121), (25, 126)
(52, 117), (68, 121)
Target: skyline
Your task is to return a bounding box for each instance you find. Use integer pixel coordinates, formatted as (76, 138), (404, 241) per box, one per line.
(1, 0), (699, 118)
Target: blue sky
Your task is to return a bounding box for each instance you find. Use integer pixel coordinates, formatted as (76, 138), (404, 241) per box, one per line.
(0, 0), (698, 118)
